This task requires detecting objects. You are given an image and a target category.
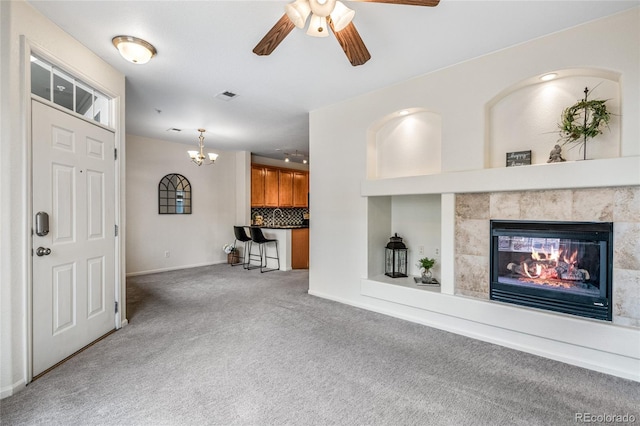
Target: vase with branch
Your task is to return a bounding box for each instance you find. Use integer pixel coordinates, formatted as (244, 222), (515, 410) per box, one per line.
(558, 86), (611, 160)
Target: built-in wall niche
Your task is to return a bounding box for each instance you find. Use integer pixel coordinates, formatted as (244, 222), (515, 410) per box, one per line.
(367, 194), (441, 285)
(367, 108), (442, 179)
(486, 68), (621, 168)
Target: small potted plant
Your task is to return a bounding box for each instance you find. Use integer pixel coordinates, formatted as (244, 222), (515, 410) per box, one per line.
(417, 257), (435, 283)
(223, 243), (239, 264)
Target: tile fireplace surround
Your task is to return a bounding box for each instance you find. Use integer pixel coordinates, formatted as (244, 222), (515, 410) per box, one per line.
(455, 187), (640, 327)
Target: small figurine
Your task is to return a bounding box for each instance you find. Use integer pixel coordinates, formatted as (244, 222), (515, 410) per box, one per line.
(547, 144), (566, 163)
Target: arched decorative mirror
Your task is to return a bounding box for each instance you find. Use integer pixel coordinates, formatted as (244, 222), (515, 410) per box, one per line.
(159, 173), (191, 214)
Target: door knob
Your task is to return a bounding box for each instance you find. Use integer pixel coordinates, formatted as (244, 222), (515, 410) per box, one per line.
(36, 247), (51, 256)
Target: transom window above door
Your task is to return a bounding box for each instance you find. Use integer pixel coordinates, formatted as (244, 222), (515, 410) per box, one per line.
(30, 54), (111, 127)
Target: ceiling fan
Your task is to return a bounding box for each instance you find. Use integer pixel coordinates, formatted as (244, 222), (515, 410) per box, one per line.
(253, 0), (440, 67)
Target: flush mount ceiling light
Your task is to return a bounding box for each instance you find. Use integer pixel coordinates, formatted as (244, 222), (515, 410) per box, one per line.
(112, 36), (157, 64)
(188, 129), (218, 166)
(253, 0), (440, 66)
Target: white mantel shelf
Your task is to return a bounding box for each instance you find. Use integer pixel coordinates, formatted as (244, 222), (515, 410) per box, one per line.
(361, 156), (640, 197)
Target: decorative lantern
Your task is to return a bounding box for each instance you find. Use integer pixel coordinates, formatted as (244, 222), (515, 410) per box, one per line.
(385, 233), (408, 278)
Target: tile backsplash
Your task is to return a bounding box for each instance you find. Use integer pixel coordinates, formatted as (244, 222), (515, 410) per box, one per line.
(251, 207), (309, 227)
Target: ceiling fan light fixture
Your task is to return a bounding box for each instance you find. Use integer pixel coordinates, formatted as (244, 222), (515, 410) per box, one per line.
(254, 0), (439, 66)
(330, 1), (355, 32)
(285, 0), (311, 28)
(308, 0), (336, 17)
(307, 14), (329, 37)
(112, 35), (157, 64)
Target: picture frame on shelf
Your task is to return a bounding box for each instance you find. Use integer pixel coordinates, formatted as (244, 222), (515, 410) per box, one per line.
(506, 150), (532, 167)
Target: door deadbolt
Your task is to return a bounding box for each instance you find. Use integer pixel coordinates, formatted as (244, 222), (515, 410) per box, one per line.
(35, 211), (50, 236)
(35, 247), (51, 256)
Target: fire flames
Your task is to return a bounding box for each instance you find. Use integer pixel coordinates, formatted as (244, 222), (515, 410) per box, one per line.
(507, 247), (590, 283)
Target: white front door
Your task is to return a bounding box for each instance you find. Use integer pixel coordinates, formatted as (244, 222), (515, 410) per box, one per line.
(32, 100), (116, 376)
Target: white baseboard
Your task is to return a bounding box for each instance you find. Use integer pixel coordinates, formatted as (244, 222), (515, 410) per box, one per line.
(308, 286), (640, 382)
(126, 261), (225, 277)
(1, 379), (26, 399)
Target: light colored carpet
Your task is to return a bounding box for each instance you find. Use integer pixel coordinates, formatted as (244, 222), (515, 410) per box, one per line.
(1, 264), (639, 425)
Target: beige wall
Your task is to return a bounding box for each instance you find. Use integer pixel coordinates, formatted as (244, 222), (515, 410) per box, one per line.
(125, 135), (246, 275)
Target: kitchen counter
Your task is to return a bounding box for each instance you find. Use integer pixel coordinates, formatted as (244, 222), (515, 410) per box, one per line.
(244, 225), (309, 271)
(246, 227), (292, 271)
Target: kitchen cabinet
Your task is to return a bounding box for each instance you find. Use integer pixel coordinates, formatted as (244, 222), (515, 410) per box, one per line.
(293, 171), (308, 207)
(252, 165), (279, 207)
(251, 164), (309, 208)
(251, 166), (265, 206)
(291, 227), (309, 269)
(264, 167), (279, 207)
(278, 170), (294, 207)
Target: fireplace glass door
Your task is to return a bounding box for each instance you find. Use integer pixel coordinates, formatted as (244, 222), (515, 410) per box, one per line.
(490, 221), (612, 321)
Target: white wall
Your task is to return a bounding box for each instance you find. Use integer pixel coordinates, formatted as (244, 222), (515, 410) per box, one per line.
(309, 9), (640, 379)
(0, 0), (125, 397)
(126, 135), (245, 275)
(236, 151), (251, 226)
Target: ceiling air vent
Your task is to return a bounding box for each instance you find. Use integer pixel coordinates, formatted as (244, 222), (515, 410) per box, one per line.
(215, 91), (238, 101)
(166, 128), (182, 132)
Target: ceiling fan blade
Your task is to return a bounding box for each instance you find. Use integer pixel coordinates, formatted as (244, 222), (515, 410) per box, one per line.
(253, 14), (296, 56)
(329, 20), (371, 67)
(350, 0), (440, 6)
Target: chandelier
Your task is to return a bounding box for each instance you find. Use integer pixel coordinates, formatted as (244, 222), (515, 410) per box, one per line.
(188, 129), (218, 166)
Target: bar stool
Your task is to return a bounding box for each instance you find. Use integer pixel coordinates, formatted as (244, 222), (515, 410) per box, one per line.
(232, 226), (252, 268)
(248, 227), (280, 273)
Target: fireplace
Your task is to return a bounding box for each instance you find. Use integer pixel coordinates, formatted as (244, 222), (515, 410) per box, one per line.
(490, 220), (613, 321)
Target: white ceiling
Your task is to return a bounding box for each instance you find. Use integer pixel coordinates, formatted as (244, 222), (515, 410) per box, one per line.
(27, 0), (638, 161)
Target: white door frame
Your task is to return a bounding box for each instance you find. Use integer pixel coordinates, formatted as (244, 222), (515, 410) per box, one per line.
(24, 40), (124, 383)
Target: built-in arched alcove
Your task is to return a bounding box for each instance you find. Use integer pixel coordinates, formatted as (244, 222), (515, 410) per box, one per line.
(486, 68), (621, 168)
(367, 108), (442, 179)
